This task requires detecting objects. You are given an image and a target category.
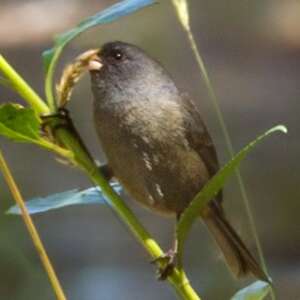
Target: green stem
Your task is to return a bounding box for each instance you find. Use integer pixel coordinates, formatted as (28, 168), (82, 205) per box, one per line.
(0, 55), (50, 115)
(44, 48), (62, 112)
(55, 127), (201, 300)
(0, 54), (201, 300)
(184, 26), (271, 280)
(171, 2), (274, 298)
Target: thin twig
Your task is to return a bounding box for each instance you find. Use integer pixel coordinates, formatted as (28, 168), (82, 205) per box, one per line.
(171, 2), (274, 299)
(186, 20), (271, 281)
(0, 150), (67, 300)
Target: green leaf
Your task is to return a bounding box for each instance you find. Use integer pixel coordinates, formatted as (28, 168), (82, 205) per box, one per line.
(176, 125), (287, 261)
(0, 103), (41, 143)
(0, 103), (73, 158)
(231, 281), (271, 300)
(43, 0), (157, 110)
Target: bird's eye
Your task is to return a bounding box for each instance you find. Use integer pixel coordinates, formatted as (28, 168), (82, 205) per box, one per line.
(112, 50), (123, 60)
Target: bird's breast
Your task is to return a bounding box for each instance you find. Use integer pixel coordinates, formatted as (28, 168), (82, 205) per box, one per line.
(126, 101), (184, 140)
(94, 100), (210, 215)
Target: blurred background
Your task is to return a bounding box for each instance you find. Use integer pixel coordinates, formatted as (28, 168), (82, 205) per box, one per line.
(0, 0), (299, 299)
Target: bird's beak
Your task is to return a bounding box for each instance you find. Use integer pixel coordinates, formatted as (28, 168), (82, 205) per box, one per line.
(88, 53), (103, 71)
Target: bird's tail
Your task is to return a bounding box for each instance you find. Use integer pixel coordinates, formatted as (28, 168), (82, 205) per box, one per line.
(203, 208), (269, 282)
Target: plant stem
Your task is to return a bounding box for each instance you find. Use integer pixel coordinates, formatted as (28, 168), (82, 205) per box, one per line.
(0, 53), (201, 300)
(44, 48), (62, 112)
(184, 25), (271, 282)
(171, 0), (272, 285)
(0, 150), (67, 300)
(0, 55), (50, 115)
(55, 127), (201, 300)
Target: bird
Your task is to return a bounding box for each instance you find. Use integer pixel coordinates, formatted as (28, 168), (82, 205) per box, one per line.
(88, 41), (268, 281)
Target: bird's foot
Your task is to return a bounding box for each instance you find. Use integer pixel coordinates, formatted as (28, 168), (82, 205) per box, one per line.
(41, 107), (93, 163)
(41, 107), (73, 136)
(151, 248), (177, 280)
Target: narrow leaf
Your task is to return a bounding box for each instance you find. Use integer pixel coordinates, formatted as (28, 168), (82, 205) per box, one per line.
(43, 0), (156, 71)
(43, 0), (156, 111)
(176, 125), (287, 259)
(7, 182), (123, 215)
(231, 281), (271, 300)
(55, 0), (156, 50)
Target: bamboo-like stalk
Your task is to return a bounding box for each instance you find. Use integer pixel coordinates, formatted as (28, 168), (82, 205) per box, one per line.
(0, 150), (67, 300)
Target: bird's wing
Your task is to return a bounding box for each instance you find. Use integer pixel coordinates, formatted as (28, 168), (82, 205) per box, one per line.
(182, 95), (223, 205)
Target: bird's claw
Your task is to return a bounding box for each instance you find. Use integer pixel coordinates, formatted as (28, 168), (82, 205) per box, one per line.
(41, 108), (72, 134)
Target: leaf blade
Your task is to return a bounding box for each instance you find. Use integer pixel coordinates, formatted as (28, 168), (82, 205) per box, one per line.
(0, 103), (73, 158)
(0, 103), (41, 142)
(7, 183), (122, 215)
(53, 0), (157, 50)
(231, 281), (271, 300)
(43, 0), (157, 110)
(176, 125), (287, 260)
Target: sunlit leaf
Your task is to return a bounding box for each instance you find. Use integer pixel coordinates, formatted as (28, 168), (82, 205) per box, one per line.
(231, 281), (271, 300)
(176, 125), (287, 261)
(0, 103), (73, 158)
(7, 182), (123, 215)
(0, 103), (41, 143)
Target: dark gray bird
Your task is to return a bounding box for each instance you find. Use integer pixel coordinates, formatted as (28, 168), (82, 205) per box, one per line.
(88, 41), (268, 281)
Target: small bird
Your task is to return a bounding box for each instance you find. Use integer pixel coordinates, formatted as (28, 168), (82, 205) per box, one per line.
(88, 41), (268, 281)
